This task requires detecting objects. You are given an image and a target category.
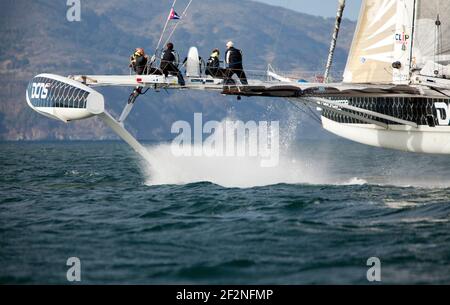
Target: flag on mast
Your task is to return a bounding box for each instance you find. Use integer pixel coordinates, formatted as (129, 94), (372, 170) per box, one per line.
(168, 8), (181, 20)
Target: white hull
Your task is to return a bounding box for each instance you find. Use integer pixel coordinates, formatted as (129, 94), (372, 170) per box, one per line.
(322, 116), (450, 154)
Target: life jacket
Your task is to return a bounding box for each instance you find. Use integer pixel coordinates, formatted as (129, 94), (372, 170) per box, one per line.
(207, 52), (220, 69)
(131, 51), (143, 62)
(131, 53), (148, 74)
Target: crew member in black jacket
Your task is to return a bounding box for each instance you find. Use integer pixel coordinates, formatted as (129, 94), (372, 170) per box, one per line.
(224, 41), (248, 85)
(206, 48), (226, 78)
(160, 42), (185, 86)
(129, 48), (149, 75)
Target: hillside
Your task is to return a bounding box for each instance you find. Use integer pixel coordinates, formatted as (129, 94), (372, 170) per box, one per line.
(0, 0), (356, 140)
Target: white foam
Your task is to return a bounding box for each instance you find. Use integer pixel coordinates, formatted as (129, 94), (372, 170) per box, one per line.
(142, 143), (325, 188)
(399, 217), (449, 223)
(137, 116), (450, 189)
(141, 116), (335, 188)
(384, 200), (423, 209)
(341, 177), (368, 186)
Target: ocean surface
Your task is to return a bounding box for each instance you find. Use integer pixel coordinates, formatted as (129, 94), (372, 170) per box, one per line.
(1, 139), (450, 284)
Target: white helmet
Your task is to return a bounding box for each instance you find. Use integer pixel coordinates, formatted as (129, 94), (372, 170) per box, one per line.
(226, 41), (234, 48)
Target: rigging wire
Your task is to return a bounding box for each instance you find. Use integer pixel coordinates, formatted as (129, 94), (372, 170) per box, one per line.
(270, 0), (289, 65)
(434, 12), (443, 76)
(287, 99), (322, 125)
(164, 0), (194, 47)
(430, 86), (450, 98)
(155, 0), (178, 54)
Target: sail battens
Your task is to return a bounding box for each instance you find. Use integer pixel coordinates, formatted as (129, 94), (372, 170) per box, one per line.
(367, 15), (396, 40)
(368, 0), (397, 27)
(343, 0), (398, 83)
(362, 52), (394, 63)
(344, 0), (418, 84)
(364, 36), (396, 52)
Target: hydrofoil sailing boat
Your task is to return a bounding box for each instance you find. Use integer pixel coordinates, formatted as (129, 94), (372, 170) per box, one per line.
(26, 0), (450, 160)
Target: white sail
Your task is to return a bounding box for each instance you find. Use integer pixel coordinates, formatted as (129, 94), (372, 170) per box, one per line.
(412, 0), (450, 74)
(343, 0), (415, 84)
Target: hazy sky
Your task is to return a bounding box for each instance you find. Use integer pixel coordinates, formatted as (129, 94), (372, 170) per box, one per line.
(253, 0), (362, 20)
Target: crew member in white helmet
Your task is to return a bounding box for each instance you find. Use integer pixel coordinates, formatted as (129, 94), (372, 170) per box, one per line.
(224, 41), (248, 85)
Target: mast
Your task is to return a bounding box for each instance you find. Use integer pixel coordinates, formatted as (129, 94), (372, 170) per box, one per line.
(409, 0), (417, 77)
(324, 0), (346, 83)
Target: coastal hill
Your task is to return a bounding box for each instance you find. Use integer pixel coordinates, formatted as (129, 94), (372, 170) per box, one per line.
(0, 0), (355, 140)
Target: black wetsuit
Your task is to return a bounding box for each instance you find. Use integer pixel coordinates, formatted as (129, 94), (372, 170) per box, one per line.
(160, 49), (185, 86)
(225, 47), (248, 85)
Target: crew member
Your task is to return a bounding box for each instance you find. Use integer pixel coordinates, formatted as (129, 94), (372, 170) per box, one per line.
(130, 48), (149, 75)
(160, 42), (185, 86)
(120, 48), (148, 123)
(224, 41), (248, 85)
(206, 48), (225, 78)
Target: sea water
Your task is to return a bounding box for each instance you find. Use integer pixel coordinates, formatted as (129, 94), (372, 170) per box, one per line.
(0, 139), (449, 284)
